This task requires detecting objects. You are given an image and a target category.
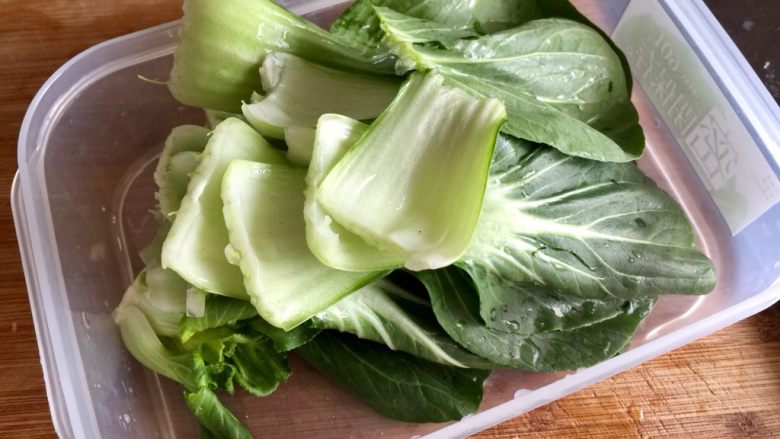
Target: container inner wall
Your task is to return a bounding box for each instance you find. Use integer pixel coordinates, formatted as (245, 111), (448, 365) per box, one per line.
(17, 0), (779, 437)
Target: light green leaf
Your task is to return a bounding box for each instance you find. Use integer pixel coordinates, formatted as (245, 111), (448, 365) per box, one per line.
(242, 53), (400, 137)
(305, 114), (404, 271)
(318, 73), (506, 270)
(169, 0), (395, 112)
(162, 118), (286, 299)
(221, 160), (382, 330)
(154, 125), (210, 219)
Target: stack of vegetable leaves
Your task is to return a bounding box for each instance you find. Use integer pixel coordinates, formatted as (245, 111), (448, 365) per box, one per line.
(113, 0), (717, 437)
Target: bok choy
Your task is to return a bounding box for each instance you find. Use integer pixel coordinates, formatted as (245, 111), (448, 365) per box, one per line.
(113, 0), (718, 435)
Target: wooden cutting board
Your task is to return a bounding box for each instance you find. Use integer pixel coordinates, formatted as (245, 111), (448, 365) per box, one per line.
(1, 1), (779, 438)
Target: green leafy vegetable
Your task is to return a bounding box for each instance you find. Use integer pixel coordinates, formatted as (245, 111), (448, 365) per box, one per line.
(115, 268), (186, 337)
(242, 53), (400, 138)
(185, 387), (253, 439)
(376, 9), (643, 162)
(304, 114), (405, 271)
(205, 110), (243, 130)
(138, 221), (170, 267)
(312, 279), (493, 368)
(113, 305), (198, 389)
(162, 118), (285, 299)
(112, 0), (720, 430)
(221, 160), (383, 330)
(169, 0), (395, 112)
(318, 72), (506, 270)
(331, 0), (633, 90)
(247, 320), (321, 353)
(283, 126), (316, 167)
(180, 295), (258, 343)
(331, 0), (543, 49)
(472, 275), (630, 335)
(416, 267), (653, 371)
(154, 125), (210, 218)
(230, 342), (291, 396)
(296, 332), (490, 422)
(460, 136), (716, 300)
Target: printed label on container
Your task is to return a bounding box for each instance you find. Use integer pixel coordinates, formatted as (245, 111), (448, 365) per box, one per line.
(613, 0), (780, 234)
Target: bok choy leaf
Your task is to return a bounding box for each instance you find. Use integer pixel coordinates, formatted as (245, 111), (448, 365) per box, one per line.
(318, 72), (506, 270)
(417, 267), (653, 371)
(221, 160), (384, 330)
(161, 118), (285, 299)
(305, 114), (405, 271)
(168, 0), (395, 112)
(460, 135), (716, 301)
(296, 332), (490, 422)
(376, 9), (643, 162)
(312, 279), (494, 368)
(242, 53), (401, 138)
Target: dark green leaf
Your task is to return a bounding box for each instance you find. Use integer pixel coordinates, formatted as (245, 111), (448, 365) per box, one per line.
(469, 274), (630, 335)
(184, 387), (253, 439)
(311, 279), (494, 368)
(331, 0), (543, 49)
(180, 295), (258, 343)
(461, 137), (716, 300)
(296, 332), (490, 422)
(247, 319), (321, 352)
(229, 341), (292, 397)
(417, 267), (653, 371)
(331, 0), (633, 91)
(377, 9), (643, 162)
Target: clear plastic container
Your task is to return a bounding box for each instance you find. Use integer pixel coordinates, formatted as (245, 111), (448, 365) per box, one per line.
(11, 0), (780, 437)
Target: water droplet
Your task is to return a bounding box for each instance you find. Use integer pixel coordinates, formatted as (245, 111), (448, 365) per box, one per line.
(505, 320), (520, 331)
(455, 320), (466, 329)
(634, 217), (647, 228)
(628, 256), (636, 263)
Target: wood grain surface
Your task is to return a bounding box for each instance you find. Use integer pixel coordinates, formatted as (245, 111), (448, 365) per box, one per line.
(1, 1), (779, 438)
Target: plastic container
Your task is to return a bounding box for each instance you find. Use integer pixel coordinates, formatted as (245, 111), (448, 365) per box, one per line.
(12, 0), (780, 437)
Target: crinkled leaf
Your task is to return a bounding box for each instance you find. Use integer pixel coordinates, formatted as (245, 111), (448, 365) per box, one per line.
(230, 341), (291, 397)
